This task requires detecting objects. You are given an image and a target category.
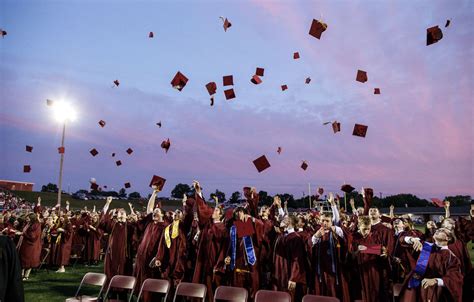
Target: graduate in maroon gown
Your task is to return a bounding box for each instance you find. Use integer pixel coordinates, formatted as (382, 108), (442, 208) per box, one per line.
(399, 228), (463, 302)
(273, 215), (307, 302)
(154, 193), (194, 291)
(311, 212), (350, 302)
(17, 213), (42, 280)
(191, 181), (229, 301)
(99, 197), (135, 282)
(133, 187), (167, 302)
(85, 213), (103, 266)
(51, 215), (73, 272)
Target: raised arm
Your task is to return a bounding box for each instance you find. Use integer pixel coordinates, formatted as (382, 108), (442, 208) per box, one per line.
(147, 187), (160, 215)
(389, 204), (395, 219)
(193, 181), (213, 228)
(328, 192), (340, 225)
(103, 196), (112, 214)
(128, 202), (136, 216)
(444, 201), (450, 218)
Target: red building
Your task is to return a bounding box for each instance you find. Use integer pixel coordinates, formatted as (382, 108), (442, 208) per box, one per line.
(0, 180), (34, 191)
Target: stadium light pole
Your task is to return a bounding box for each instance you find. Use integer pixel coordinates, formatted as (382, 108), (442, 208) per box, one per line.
(48, 100), (77, 208)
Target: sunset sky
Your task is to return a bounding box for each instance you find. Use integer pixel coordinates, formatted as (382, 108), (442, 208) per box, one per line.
(1, 0), (472, 199)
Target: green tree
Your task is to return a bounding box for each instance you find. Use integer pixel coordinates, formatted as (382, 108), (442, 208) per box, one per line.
(229, 191), (241, 204)
(128, 192), (141, 199)
(41, 183), (58, 193)
(171, 183), (193, 198)
(118, 188), (127, 198)
(444, 195), (471, 206)
(258, 191), (273, 206)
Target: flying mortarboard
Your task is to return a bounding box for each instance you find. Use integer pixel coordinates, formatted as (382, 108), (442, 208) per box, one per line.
(149, 175), (166, 190)
(341, 184), (355, 194)
(427, 26), (443, 46)
(352, 124), (368, 138)
(356, 70), (368, 83)
(0, 29), (6, 38)
(445, 19), (451, 28)
(305, 77), (311, 84)
(26, 145), (33, 152)
(277, 147), (282, 154)
(374, 88), (381, 94)
(58, 147), (65, 154)
(301, 161), (308, 171)
(309, 19), (327, 39)
(171, 71), (188, 91)
(90, 183), (99, 191)
(112, 153), (116, 157)
(148, 31), (154, 38)
(23, 165), (31, 173)
(205, 82), (217, 95)
(98, 120), (106, 127)
(223, 75), (234, 86)
(431, 198), (445, 208)
(224, 88), (236, 100)
(124, 182), (131, 189)
(220, 17), (232, 32)
(156, 121), (162, 128)
(251, 75), (262, 85)
(126, 148), (133, 155)
(113, 80), (120, 87)
(89, 148), (98, 156)
(256, 67), (264, 77)
(281, 85), (288, 91)
(210, 96), (214, 106)
(332, 121), (341, 133)
(293, 52), (300, 59)
(161, 138), (171, 153)
(116, 160), (122, 166)
(253, 155), (271, 173)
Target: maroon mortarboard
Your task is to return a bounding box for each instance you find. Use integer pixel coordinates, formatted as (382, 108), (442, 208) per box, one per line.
(161, 138), (171, 153)
(281, 85), (288, 91)
(381, 215), (392, 223)
(148, 31), (154, 38)
(210, 96), (215, 106)
(26, 145), (33, 152)
(332, 121), (341, 133)
(0, 29), (6, 38)
(256, 67), (264, 77)
(305, 77), (311, 84)
(171, 71), (188, 91)
(253, 155), (271, 173)
(352, 124), (368, 138)
(113, 79), (120, 87)
(58, 146), (65, 154)
(277, 146), (282, 154)
(427, 26), (443, 46)
(361, 244), (382, 255)
(126, 148), (133, 155)
(223, 75), (234, 86)
(251, 75), (262, 85)
(301, 160), (308, 171)
(356, 70), (368, 83)
(46, 99), (54, 106)
(431, 198), (445, 208)
(23, 165), (31, 173)
(293, 52), (300, 59)
(205, 82), (217, 95)
(318, 187), (324, 195)
(98, 120), (106, 127)
(116, 160), (122, 166)
(224, 88), (236, 100)
(89, 148), (98, 156)
(124, 182), (131, 189)
(112, 152), (116, 157)
(220, 17), (232, 32)
(309, 19), (327, 39)
(445, 19), (451, 28)
(90, 183), (99, 190)
(341, 184), (355, 194)
(149, 175), (166, 190)
(156, 121), (162, 128)
(374, 88), (381, 95)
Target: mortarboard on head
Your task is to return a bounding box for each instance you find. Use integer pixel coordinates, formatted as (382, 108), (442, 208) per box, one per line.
(0, 29), (6, 38)
(332, 121), (341, 133)
(305, 77), (311, 84)
(445, 19), (451, 28)
(148, 31), (154, 38)
(161, 138), (171, 153)
(256, 67), (264, 77)
(293, 52), (300, 59)
(149, 175), (166, 190)
(58, 146), (65, 154)
(171, 71), (188, 91)
(26, 145), (33, 152)
(223, 75), (234, 86)
(224, 88), (236, 100)
(374, 88), (381, 95)
(210, 96), (214, 106)
(281, 85), (288, 91)
(126, 148), (133, 155)
(23, 165), (31, 173)
(341, 184), (355, 194)
(156, 121), (162, 128)
(112, 153), (116, 157)
(253, 155), (271, 173)
(90, 148), (98, 157)
(98, 120), (106, 127)
(309, 19), (327, 39)
(124, 182), (131, 189)
(352, 124), (368, 138)
(301, 160), (308, 171)
(427, 26), (443, 46)
(113, 80), (120, 87)
(356, 70), (368, 83)
(116, 160), (122, 166)
(251, 75), (262, 85)
(205, 82), (217, 95)
(277, 146), (282, 154)
(220, 17), (232, 32)
(90, 183), (99, 190)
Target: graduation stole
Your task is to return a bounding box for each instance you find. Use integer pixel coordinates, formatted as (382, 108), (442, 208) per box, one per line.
(230, 225), (256, 270)
(164, 220), (180, 249)
(317, 231), (338, 284)
(408, 241), (433, 289)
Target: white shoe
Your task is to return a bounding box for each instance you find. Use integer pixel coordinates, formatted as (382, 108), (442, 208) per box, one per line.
(56, 268), (65, 273)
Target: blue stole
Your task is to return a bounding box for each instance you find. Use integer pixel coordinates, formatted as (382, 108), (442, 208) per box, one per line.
(230, 225), (256, 270)
(408, 242), (433, 289)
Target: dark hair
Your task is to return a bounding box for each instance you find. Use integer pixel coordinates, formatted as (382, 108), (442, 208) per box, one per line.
(27, 213), (38, 224)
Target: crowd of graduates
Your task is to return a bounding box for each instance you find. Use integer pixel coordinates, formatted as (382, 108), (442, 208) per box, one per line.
(1, 184), (473, 302)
